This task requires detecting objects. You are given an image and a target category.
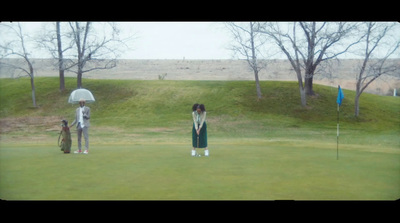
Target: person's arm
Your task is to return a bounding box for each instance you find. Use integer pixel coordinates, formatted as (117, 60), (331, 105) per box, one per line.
(70, 109), (77, 127)
(83, 107), (90, 120)
(192, 112), (198, 131)
(199, 112), (206, 129)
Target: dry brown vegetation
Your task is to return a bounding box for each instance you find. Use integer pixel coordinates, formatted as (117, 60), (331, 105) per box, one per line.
(1, 58), (399, 95)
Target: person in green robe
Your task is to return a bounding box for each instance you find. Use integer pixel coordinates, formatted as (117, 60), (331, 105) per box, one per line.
(192, 103), (209, 156)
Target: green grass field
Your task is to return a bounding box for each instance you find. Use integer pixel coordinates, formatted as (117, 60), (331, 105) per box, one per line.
(1, 142), (399, 200)
(0, 77), (399, 200)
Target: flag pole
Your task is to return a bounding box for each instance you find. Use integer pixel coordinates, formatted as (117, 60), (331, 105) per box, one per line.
(337, 103), (339, 160)
(336, 84), (343, 161)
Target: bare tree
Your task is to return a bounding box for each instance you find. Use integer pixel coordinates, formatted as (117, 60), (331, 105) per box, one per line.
(36, 22), (73, 92)
(258, 22), (360, 106)
(65, 22), (131, 88)
(56, 22), (66, 91)
(225, 22), (267, 100)
(353, 22), (400, 117)
(0, 22), (37, 107)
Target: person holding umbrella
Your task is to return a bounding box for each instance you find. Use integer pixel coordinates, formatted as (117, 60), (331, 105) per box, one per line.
(68, 88), (95, 154)
(70, 99), (91, 154)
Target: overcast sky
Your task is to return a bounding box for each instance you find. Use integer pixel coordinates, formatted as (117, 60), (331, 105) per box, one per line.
(1, 22), (399, 60)
(1, 22), (234, 60)
(118, 22), (400, 60)
(122, 22), (233, 59)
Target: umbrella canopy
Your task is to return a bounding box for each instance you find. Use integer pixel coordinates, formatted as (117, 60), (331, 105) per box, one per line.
(68, 88), (95, 104)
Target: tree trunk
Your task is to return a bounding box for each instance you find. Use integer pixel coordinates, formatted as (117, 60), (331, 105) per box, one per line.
(295, 69), (307, 107)
(354, 93), (360, 117)
(30, 76), (37, 107)
(254, 70), (262, 100)
(26, 58), (37, 108)
(299, 87), (306, 107)
(304, 63), (315, 95)
(77, 67), (82, 89)
(59, 65), (65, 91)
(249, 22), (262, 100)
(305, 75), (314, 96)
(56, 22), (65, 92)
(354, 80), (362, 117)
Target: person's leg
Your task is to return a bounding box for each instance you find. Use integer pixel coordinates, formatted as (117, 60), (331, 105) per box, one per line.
(75, 126), (82, 153)
(202, 122), (209, 156)
(192, 148), (196, 156)
(84, 127), (89, 150)
(83, 127), (89, 154)
(192, 124), (196, 156)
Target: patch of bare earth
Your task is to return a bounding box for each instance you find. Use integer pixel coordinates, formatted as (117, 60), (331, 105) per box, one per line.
(0, 116), (62, 134)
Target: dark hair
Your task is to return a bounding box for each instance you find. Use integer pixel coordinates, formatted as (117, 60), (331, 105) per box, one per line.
(192, 103), (206, 112)
(61, 119), (68, 126)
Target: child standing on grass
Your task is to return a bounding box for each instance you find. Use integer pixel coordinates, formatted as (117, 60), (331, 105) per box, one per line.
(192, 103), (209, 156)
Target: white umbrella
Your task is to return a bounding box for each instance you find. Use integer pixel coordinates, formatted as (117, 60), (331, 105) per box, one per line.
(68, 88), (95, 104)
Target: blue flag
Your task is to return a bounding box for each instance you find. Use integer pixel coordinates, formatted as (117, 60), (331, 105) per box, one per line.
(337, 85), (344, 106)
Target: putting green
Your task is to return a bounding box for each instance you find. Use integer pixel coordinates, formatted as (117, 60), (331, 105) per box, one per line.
(1, 142), (399, 200)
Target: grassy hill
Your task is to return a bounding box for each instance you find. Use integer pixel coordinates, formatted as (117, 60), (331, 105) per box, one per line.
(1, 77), (399, 200)
(0, 77), (399, 148)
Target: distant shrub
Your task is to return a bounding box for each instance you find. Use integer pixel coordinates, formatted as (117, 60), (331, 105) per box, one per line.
(158, 73), (167, 80)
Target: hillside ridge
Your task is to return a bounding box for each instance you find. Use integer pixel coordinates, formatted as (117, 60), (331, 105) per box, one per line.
(1, 58), (399, 95)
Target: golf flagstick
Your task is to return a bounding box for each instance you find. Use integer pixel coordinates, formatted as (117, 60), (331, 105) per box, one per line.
(336, 85), (344, 160)
(337, 103), (339, 160)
